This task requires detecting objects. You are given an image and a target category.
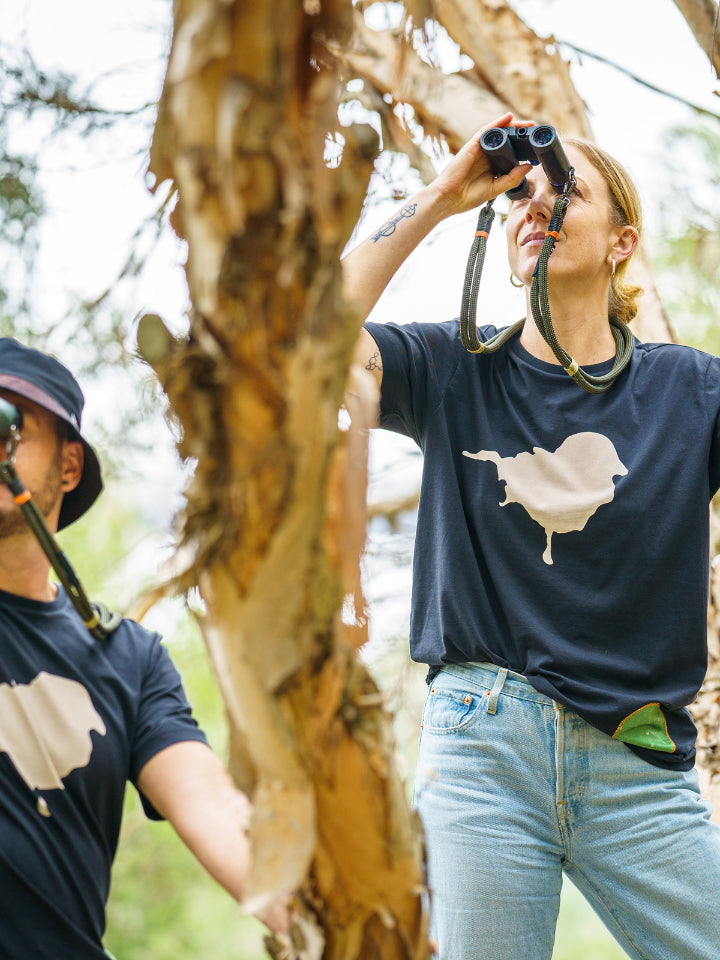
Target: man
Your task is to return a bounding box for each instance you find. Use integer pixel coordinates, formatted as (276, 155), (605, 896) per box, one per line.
(0, 337), (273, 958)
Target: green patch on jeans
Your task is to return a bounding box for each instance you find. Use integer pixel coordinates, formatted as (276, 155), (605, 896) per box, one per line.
(612, 702), (676, 753)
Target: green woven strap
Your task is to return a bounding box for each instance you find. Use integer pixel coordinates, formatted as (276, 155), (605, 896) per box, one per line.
(459, 178), (634, 393)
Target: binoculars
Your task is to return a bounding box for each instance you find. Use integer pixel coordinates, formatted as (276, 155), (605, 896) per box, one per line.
(480, 124), (572, 200)
(0, 397), (21, 430)
(0, 397), (21, 448)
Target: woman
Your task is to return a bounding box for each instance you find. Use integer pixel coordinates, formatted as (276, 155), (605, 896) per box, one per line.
(343, 114), (720, 959)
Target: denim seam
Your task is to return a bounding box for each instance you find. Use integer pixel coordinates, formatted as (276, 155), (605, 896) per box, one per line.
(565, 863), (652, 960)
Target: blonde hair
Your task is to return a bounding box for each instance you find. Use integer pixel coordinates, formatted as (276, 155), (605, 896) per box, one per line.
(566, 138), (643, 325)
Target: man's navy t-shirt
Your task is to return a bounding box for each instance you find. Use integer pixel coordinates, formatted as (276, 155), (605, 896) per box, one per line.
(0, 586), (207, 959)
(366, 319), (720, 771)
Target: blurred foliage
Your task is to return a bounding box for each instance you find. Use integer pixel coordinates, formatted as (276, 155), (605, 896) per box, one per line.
(649, 117), (720, 354)
(0, 39), (182, 482)
(0, 44), (138, 331)
(553, 881), (626, 959)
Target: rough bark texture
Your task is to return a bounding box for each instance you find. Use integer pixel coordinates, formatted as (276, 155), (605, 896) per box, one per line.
(145, 0), (429, 956)
(672, 0), (720, 78)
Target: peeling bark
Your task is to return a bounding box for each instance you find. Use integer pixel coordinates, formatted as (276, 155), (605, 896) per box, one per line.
(146, 0), (429, 955)
(434, 0), (593, 135)
(672, 0), (720, 78)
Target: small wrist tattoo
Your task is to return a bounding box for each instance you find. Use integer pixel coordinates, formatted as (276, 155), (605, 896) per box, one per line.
(372, 203), (417, 242)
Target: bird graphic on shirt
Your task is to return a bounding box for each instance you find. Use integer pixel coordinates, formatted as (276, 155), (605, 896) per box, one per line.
(0, 672), (106, 798)
(463, 432), (628, 564)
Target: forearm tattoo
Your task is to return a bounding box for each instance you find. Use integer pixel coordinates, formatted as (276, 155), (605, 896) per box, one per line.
(365, 351), (383, 372)
(372, 203), (417, 242)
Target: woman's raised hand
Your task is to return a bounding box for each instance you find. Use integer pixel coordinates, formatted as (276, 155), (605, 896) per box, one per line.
(429, 113), (534, 219)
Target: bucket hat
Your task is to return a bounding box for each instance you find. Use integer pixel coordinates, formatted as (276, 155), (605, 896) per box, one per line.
(0, 337), (103, 529)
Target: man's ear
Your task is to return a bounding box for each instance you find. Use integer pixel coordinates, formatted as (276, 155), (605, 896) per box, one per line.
(61, 441), (84, 493)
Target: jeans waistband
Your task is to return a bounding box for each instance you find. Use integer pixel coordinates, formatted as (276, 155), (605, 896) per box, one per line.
(436, 661), (555, 709)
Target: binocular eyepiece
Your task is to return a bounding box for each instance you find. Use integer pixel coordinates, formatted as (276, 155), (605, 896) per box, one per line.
(0, 398), (22, 443)
(480, 124), (572, 200)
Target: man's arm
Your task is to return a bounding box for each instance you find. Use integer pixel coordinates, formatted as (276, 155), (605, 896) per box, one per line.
(137, 739), (290, 936)
(137, 741), (254, 901)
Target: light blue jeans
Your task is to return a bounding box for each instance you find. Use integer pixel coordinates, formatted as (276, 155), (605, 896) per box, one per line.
(414, 662), (720, 960)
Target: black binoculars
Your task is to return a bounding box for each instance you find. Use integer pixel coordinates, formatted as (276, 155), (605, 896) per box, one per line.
(480, 124), (572, 200)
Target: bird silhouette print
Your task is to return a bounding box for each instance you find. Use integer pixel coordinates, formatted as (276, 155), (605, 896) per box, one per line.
(463, 432), (628, 564)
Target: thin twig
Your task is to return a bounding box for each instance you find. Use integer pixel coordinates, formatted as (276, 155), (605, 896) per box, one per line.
(558, 40), (720, 121)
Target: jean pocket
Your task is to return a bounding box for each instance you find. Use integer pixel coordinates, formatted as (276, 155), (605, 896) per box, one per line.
(421, 682), (483, 734)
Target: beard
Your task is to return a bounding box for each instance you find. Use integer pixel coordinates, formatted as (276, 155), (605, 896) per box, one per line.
(0, 459), (64, 541)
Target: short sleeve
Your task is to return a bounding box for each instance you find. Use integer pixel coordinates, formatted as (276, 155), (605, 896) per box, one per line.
(364, 320), (464, 443)
(130, 635), (208, 819)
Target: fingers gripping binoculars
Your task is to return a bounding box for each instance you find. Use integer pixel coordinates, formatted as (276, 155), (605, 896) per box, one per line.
(480, 124), (572, 199)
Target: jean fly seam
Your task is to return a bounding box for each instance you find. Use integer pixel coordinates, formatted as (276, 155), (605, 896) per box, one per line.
(554, 703), (577, 865)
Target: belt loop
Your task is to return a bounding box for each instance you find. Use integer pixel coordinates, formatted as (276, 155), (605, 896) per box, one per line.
(486, 667), (508, 715)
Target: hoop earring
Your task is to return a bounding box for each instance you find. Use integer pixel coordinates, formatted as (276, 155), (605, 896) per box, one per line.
(510, 273), (524, 288)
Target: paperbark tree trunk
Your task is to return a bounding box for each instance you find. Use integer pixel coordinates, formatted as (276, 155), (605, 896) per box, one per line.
(143, 1), (720, 954)
(144, 1), (429, 956)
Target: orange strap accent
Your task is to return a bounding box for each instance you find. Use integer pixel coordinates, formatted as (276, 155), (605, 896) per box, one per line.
(14, 490), (31, 506)
(545, 230), (560, 240)
(475, 230), (489, 238)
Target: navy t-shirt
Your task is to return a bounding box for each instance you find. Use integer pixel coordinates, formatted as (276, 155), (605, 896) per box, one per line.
(0, 586), (208, 959)
(366, 318), (720, 772)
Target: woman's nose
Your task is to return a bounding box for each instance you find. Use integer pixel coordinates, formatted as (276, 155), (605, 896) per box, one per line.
(524, 186), (553, 221)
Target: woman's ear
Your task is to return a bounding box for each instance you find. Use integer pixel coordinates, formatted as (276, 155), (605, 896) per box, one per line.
(610, 225), (639, 265)
(61, 441), (84, 493)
